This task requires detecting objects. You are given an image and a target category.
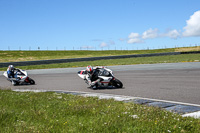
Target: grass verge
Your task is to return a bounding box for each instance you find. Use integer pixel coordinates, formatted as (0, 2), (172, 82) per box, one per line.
(0, 89), (200, 132)
(0, 53), (200, 71)
(0, 49), (173, 62)
(1, 46), (200, 63)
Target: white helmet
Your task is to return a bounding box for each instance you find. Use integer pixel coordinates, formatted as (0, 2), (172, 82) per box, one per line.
(8, 65), (14, 71)
(86, 65), (93, 73)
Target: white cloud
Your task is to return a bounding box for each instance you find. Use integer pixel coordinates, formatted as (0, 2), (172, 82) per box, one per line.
(127, 38), (143, 44)
(183, 10), (200, 37)
(124, 10), (200, 45)
(99, 42), (108, 47)
(128, 32), (140, 38)
(142, 28), (159, 39)
(127, 28), (180, 44)
(165, 29), (180, 39)
(127, 32), (143, 44)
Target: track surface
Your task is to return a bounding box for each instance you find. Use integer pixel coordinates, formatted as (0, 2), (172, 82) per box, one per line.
(0, 62), (200, 105)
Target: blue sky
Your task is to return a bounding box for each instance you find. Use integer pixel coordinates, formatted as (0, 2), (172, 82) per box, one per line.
(0, 0), (200, 50)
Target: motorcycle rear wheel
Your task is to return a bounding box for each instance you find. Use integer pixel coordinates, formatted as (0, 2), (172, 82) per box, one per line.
(112, 78), (123, 88)
(29, 78), (35, 85)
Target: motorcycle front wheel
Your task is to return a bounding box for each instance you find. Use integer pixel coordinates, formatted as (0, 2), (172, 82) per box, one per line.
(112, 78), (123, 88)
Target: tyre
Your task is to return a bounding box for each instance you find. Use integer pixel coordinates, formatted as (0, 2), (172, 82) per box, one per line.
(112, 78), (123, 88)
(29, 78), (35, 85)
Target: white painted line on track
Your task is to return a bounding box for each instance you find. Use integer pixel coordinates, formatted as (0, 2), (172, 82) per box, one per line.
(76, 90), (200, 107)
(182, 111), (200, 119)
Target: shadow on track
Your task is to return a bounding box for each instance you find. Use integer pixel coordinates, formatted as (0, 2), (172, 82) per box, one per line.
(87, 86), (125, 90)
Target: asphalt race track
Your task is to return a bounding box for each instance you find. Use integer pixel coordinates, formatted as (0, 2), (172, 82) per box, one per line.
(0, 62), (200, 105)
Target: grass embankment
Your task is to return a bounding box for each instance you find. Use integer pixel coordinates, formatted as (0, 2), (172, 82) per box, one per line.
(1, 46), (200, 63)
(0, 46), (200, 71)
(1, 89), (200, 132)
(0, 49), (174, 63)
(0, 53), (200, 71)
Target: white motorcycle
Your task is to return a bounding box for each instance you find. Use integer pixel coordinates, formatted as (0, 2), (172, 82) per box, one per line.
(78, 66), (123, 89)
(3, 69), (35, 86)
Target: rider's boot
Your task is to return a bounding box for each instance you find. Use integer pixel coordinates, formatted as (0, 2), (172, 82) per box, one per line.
(91, 79), (101, 89)
(12, 80), (16, 86)
(92, 85), (97, 89)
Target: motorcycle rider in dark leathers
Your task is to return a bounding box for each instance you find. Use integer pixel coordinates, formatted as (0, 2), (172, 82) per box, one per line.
(85, 65), (104, 89)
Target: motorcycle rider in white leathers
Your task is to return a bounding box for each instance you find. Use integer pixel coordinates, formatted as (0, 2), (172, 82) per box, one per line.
(85, 65), (104, 88)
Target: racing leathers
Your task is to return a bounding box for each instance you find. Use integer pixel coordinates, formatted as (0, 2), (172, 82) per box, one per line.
(7, 68), (20, 80)
(7, 68), (16, 78)
(85, 66), (104, 88)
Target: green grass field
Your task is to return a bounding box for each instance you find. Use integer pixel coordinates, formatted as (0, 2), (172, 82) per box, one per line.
(0, 49), (171, 62)
(1, 47), (200, 132)
(1, 89), (200, 132)
(1, 46), (200, 63)
(0, 46), (200, 71)
(0, 53), (200, 71)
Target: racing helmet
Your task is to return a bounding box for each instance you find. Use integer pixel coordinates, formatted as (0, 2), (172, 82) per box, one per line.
(86, 65), (93, 73)
(8, 65), (14, 71)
